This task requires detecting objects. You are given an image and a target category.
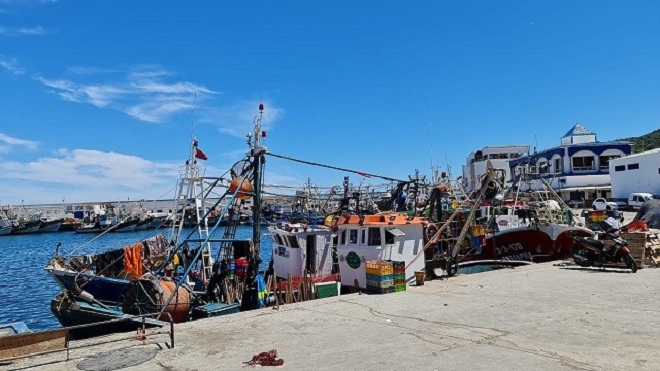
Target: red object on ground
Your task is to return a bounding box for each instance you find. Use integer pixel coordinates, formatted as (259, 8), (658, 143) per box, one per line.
(246, 349), (284, 366)
(623, 219), (649, 232)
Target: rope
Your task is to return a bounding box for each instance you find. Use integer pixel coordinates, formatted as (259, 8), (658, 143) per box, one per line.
(267, 152), (408, 183)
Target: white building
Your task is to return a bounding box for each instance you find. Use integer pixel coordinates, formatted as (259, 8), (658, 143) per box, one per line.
(609, 148), (660, 198)
(508, 123), (632, 202)
(462, 145), (530, 193)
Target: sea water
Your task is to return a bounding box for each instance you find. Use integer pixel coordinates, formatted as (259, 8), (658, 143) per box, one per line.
(0, 225), (273, 331)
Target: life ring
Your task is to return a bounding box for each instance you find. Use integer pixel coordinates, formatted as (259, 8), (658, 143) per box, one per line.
(424, 224), (439, 244)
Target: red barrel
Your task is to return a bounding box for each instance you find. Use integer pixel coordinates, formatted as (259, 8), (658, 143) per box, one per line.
(235, 257), (248, 277)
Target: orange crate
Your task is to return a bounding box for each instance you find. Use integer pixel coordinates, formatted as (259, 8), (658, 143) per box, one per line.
(365, 260), (393, 276)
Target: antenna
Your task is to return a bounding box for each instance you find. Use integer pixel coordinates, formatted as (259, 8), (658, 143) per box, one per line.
(190, 92), (198, 142)
(428, 104), (434, 169)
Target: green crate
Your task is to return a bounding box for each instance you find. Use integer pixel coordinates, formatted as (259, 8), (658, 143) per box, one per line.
(367, 287), (394, 295)
(394, 283), (406, 292)
(316, 282), (339, 299)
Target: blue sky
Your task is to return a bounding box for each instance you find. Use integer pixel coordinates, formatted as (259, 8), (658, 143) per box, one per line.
(1, 1), (659, 205)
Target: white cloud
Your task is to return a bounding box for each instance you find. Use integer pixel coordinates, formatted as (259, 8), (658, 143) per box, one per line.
(126, 99), (194, 123)
(0, 132), (38, 150)
(204, 100), (284, 138)
(0, 57), (25, 75)
(17, 26), (45, 35)
(0, 148), (181, 203)
(0, 25), (46, 36)
(36, 66), (220, 123)
(67, 66), (119, 75)
(130, 80), (215, 95)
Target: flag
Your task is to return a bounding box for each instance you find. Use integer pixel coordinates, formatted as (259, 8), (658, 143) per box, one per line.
(357, 172), (372, 178)
(195, 148), (208, 161)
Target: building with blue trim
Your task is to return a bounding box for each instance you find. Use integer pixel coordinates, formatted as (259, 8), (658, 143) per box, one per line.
(508, 123), (632, 202)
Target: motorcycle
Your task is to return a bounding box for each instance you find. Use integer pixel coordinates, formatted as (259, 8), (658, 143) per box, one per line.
(570, 223), (638, 273)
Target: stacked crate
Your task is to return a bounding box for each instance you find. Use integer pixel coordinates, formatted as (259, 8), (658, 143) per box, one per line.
(365, 260), (393, 294)
(392, 260), (406, 292)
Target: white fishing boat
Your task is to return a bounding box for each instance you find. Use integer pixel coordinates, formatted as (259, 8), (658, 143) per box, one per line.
(332, 213), (427, 288)
(267, 222), (337, 280)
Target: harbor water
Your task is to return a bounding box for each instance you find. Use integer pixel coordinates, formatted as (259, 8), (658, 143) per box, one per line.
(0, 225), (273, 331)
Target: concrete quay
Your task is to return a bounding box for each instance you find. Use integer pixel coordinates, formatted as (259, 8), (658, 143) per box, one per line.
(10, 262), (660, 371)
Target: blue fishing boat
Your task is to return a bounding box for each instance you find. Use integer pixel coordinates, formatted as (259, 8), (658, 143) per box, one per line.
(46, 104), (271, 337)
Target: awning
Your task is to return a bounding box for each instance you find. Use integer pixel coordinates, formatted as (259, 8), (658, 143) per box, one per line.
(386, 228), (406, 236)
(558, 186), (611, 192)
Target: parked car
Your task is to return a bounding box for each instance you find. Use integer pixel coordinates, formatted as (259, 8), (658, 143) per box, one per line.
(605, 198), (628, 210)
(628, 193), (654, 210)
(592, 198), (618, 210)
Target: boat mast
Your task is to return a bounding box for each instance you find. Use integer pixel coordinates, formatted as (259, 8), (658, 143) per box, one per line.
(251, 104), (265, 261)
(243, 103), (266, 309)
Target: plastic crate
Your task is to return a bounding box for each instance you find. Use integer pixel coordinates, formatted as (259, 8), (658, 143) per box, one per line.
(366, 287), (394, 295)
(365, 260), (393, 276)
(367, 279), (393, 289)
(393, 279), (406, 286)
(394, 283), (406, 292)
(390, 260), (405, 270)
(316, 282), (339, 299)
(393, 273), (405, 281)
(366, 273), (393, 282)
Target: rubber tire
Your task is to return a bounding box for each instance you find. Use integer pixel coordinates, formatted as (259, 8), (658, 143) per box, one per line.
(606, 206), (611, 210)
(592, 206), (597, 210)
(623, 254), (638, 273)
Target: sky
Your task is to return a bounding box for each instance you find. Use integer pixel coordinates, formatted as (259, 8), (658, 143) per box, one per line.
(1, 1), (659, 205)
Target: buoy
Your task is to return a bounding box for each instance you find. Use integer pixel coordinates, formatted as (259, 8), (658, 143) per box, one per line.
(122, 276), (191, 323)
(229, 177), (253, 199)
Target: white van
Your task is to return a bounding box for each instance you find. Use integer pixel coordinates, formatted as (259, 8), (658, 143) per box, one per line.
(628, 193), (654, 210)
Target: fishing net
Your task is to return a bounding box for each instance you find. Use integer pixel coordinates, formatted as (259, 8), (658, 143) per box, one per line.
(245, 349), (284, 367)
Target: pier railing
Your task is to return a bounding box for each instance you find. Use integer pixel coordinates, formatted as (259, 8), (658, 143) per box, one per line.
(0, 312), (174, 365)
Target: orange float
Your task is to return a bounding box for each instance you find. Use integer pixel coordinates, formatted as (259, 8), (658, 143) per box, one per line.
(229, 176), (253, 199)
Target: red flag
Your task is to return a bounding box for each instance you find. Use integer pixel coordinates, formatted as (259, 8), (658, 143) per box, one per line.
(357, 172), (372, 178)
(195, 148), (208, 161)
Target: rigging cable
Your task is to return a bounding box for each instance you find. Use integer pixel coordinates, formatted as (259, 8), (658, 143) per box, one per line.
(267, 152), (408, 183)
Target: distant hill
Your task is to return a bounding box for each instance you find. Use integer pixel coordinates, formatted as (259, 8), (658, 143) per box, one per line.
(616, 129), (660, 154)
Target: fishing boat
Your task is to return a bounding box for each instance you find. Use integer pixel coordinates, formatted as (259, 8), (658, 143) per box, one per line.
(331, 212), (428, 289)
(267, 222), (339, 289)
(37, 218), (64, 233)
(421, 162), (593, 276)
(46, 104), (270, 337)
(10, 220), (41, 234)
(0, 211), (12, 236)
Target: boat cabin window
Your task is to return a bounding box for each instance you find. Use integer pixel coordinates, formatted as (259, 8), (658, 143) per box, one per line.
(340, 230), (346, 244)
(273, 234), (284, 245)
(385, 228), (405, 244)
(368, 227), (381, 246)
(361, 229), (366, 245)
(349, 229), (358, 245)
(287, 235), (300, 248)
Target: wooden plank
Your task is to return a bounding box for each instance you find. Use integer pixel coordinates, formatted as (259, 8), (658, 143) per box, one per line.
(602, 239), (646, 269)
(0, 328), (68, 360)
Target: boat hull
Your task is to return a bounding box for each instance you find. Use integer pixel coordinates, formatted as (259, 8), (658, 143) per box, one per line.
(0, 226), (12, 236)
(46, 267), (130, 305)
(38, 219), (63, 233)
(11, 221), (41, 234)
(50, 296), (162, 339)
(456, 224), (593, 263)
